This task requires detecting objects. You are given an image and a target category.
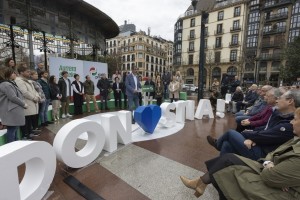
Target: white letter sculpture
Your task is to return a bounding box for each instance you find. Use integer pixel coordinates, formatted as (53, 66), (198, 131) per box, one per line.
(194, 99), (214, 119)
(159, 102), (176, 127)
(0, 141), (56, 200)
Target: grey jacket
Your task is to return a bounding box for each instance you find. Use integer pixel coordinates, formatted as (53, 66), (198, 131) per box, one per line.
(0, 81), (25, 126)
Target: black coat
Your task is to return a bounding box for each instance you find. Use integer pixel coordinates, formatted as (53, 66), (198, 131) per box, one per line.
(49, 83), (61, 100)
(58, 77), (71, 101)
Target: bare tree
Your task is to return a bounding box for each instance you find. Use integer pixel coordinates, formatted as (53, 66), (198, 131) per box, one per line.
(205, 50), (215, 89)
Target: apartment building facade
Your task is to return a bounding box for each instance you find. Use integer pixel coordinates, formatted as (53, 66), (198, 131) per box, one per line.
(174, 0), (248, 89)
(106, 31), (173, 78)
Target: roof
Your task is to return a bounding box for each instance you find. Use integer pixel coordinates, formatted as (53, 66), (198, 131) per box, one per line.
(187, 0), (216, 12)
(60, 0), (119, 39)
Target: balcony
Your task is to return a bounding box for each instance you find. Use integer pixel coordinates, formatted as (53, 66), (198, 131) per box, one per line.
(214, 29), (224, 35)
(265, 12), (288, 22)
(259, 53), (282, 60)
(262, 0), (292, 10)
(229, 41), (240, 47)
(263, 26), (286, 35)
(213, 44), (223, 49)
(261, 40), (285, 48)
(230, 26), (241, 32)
(188, 34), (196, 40)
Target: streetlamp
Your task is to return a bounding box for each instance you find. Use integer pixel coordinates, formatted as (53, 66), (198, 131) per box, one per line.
(191, 0), (209, 102)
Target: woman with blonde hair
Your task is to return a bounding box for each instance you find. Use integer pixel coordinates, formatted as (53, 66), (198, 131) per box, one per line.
(169, 75), (180, 102)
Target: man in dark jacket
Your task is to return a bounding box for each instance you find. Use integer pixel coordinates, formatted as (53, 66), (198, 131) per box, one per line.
(97, 73), (111, 110)
(236, 84), (258, 112)
(58, 71), (72, 118)
(162, 71), (171, 99)
(112, 77), (122, 109)
(207, 90), (300, 161)
(229, 76), (240, 93)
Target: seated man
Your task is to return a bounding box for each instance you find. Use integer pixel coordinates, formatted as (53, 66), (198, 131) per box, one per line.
(235, 85), (272, 125)
(207, 90), (299, 161)
(180, 107), (300, 199)
(236, 84), (259, 112)
(236, 88), (283, 132)
(227, 86), (244, 113)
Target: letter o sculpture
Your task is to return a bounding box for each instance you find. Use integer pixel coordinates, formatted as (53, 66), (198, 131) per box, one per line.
(53, 119), (105, 168)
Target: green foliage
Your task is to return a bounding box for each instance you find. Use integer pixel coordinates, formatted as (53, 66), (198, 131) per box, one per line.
(284, 36), (300, 83)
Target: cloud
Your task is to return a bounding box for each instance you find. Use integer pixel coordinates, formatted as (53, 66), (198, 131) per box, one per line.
(84, 0), (191, 41)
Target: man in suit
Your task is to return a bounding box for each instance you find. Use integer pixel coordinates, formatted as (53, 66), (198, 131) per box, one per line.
(97, 73), (111, 110)
(125, 67), (141, 123)
(58, 71), (72, 118)
(112, 77), (122, 109)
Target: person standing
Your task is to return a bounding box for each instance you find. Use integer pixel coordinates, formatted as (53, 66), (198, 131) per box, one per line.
(220, 73), (229, 98)
(36, 63), (44, 78)
(49, 75), (62, 121)
(155, 76), (164, 106)
(58, 71), (72, 118)
(15, 66), (40, 140)
(72, 74), (84, 115)
(30, 70), (45, 131)
(0, 67), (27, 143)
(125, 67), (141, 123)
(112, 77), (122, 109)
(169, 75), (180, 103)
(97, 73), (111, 110)
(37, 71), (54, 126)
(211, 78), (220, 92)
(122, 72), (128, 109)
(162, 71), (171, 99)
(83, 75), (99, 112)
(144, 75), (155, 105)
(230, 76), (241, 94)
(112, 69), (122, 83)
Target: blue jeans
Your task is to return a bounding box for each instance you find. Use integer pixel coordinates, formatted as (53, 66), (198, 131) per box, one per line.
(235, 111), (245, 116)
(39, 99), (50, 123)
(128, 93), (140, 112)
(6, 126), (19, 143)
(163, 84), (169, 99)
(216, 129), (265, 160)
(235, 115), (250, 124)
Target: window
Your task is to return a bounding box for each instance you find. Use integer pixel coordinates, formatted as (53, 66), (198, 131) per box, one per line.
(138, 62), (143, 68)
(230, 50), (238, 61)
(289, 29), (300, 42)
(146, 55), (149, 62)
(250, 0), (259, 6)
(190, 29), (195, 39)
(190, 18), (195, 27)
(137, 45), (143, 50)
(215, 52), (221, 63)
(187, 68), (194, 76)
(246, 36), (258, 47)
(188, 55), (193, 65)
(178, 33), (182, 41)
(231, 34), (239, 44)
(278, 7), (288, 14)
(248, 23), (259, 35)
(139, 37), (143, 41)
(227, 66), (237, 75)
(218, 11), (224, 21)
(233, 20), (240, 30)
(217, 24), (223, 34)
(264, 0), (275, 7)
(189, 42), (194, 51)
(293, 2), (300, 14)
(138, 53), (143, 59)
(234, 7), (241, 17)
(203, 27), (208, 37)
(249, 12), (260, 23)
(215, 37), (222, 48)
(204, 39), (208, 49)
(212, 67), (221, 78)
(177, 44), (182, 53)
(290, 15), (300, 29)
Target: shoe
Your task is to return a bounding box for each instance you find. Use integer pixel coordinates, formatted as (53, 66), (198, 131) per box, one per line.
(105, 107), (109, 110)
(22, 137), (33, 140)
(67, 113), (72, 117)
(62, 114), (66, 119)
(132, 119), (135, 124)
(47, 121), (54, 124)
(30, 133), (40, 137)
(32, 128), (41, 133)
(206, 136), (218, 150)
(180, 176), (207, 198)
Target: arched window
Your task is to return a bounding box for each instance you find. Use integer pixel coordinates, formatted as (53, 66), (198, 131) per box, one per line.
(212, 67), (221, 79)
(127, 63), (130, 70)
(146, 55), (149, 62)
(122, 56), (126, 62)
(227, 66), (237, 76)
(132, 54), (135, 61)
(187, 68), (194, 76)
(127, 55), (131, 62)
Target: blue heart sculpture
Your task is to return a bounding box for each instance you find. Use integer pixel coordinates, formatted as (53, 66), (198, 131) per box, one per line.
(134, 105), (162, 134)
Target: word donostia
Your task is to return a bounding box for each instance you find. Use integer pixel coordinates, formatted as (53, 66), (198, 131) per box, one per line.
(0, 99), (225, 200)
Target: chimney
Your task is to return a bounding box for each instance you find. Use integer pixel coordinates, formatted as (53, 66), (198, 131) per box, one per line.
(124, 20), (127, 25)
(148, 27), (151, 36)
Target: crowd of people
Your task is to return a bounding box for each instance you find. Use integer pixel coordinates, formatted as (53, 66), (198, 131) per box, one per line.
(180, 82), (300, 199)
(0, 57), (186, 141)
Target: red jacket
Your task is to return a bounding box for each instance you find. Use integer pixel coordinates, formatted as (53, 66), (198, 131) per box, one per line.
(249, 105), (273, 127)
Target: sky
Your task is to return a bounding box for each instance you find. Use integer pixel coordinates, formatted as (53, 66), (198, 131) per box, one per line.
(84, 0), (192, 41)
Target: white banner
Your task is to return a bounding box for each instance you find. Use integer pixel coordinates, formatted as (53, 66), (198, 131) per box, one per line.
(49, 57), (108, 96)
